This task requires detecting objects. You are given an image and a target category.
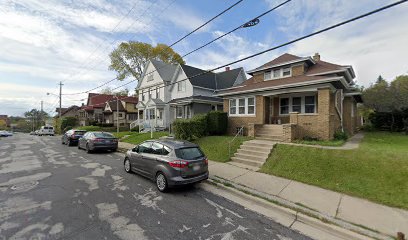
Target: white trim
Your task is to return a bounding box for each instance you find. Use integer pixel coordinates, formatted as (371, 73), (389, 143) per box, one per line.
(193, 85), (216, 91)
(228, 96), (256, 117)
(216, 76), (345, 97)
(278, 94), (317, 116)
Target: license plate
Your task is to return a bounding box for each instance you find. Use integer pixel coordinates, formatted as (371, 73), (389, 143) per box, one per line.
(193, 165), (200, 171)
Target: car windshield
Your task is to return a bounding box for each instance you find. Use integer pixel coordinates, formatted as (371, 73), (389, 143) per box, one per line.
(74, 131), (86, 135)
(93, 132), (115, 138)
(176, 147), (204, 160)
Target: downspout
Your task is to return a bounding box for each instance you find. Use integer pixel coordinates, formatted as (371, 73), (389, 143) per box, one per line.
(334, 89), (344, 132)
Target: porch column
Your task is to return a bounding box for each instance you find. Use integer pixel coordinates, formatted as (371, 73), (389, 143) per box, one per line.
(289, 112), (299, 125)
(317, 88), (331, 140)
(155, 107), (157, 128)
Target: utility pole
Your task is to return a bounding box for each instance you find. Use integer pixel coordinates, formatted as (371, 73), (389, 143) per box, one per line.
(116, 95), (119, 133)
(40, 100), (43, 125)
(59, 81), (63, 119)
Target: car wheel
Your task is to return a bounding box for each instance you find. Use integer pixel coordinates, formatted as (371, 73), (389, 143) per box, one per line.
(62, 140), (65, 145)
(86, 144), (92, 154)
(156, 172), (168, 192)
(124, 158), (132, 173)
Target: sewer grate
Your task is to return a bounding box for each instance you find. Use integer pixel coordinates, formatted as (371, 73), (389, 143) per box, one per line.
(10, 181), (38, 191)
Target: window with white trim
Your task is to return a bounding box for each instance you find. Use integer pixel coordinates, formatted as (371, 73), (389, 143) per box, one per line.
(282, 67), (291, 77)
(264, 71), (272, 80)
(273, 69), (281, 78)
(141, 91), (145, 101)
(155, 88), (160, 99)
(264, 67), (292, 80)
(176, 106), (183, 118)
(186, 105), (191, 118)
(280, 98), (289, 114)
(229, 97), (256, 116)
(177, 81), (186, 92)
(305, 96), (316, 113)
(229, 99), (236, 114)
(292, 97), (301, 113)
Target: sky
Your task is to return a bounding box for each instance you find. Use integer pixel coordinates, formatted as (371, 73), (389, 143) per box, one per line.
(1, 0), (407, 117)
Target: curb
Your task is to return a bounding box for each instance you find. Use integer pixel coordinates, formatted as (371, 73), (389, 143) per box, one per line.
(209, 176), (392, 240)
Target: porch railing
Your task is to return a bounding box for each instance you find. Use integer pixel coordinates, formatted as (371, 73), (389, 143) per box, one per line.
(228, 126), (244, 159)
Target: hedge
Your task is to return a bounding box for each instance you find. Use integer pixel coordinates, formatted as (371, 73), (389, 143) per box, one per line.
(207, 111), (228, 135)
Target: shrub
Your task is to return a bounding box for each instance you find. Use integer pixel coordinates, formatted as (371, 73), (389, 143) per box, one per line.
(130, 125), (139, 132)
(302, 136), (319, 141)
(334, 130), (348, 141)
(61, 117), (78, 133)
(207, 111), (228, 135)
(63, 126), (73, 133)
(173, 114), (208, 140)
(77, 126), (101, 131)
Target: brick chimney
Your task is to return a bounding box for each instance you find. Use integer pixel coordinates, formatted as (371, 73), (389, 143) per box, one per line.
(313, 53), (320, 61)
(225, 66), (230, 71)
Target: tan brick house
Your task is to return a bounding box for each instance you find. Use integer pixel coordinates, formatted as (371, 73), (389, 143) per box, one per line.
(217, 53), (363, 141)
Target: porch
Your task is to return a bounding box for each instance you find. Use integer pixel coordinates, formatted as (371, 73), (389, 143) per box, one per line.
(134, 100), (166, 132)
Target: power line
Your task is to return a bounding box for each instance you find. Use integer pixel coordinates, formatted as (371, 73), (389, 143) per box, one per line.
(63, 0), (245, 95)
(105, 0), (408, 93)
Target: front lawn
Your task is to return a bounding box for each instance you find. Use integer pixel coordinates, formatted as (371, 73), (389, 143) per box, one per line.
(293, 139), (345, 147)
(121, 131), (168, 145)
(260, 132), (408, 209)
(112, 131), (133, 139)
(193, 136), (251, 162)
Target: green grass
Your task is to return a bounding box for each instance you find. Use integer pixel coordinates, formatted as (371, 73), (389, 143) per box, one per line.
(121, 131), (168, 145)
(294, 139), (346, 146)
(111, 131), (133, 139)
(260, 132), (408, 209)
(193, 135), (252, 162)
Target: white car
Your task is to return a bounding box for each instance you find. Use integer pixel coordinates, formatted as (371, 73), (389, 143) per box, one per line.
(38, 126), (55, 136)
(0, 130), (13, 137)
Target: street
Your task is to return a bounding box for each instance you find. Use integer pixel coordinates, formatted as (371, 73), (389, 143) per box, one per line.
(0, 134), (311, 240)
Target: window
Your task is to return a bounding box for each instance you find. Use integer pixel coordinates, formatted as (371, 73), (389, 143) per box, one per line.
(142, 91), (145, 101)
(177, 81), (186, 92)
(149, 109), (155, 119)
(138, 142), (152, 154)
(280, 98), (289, 114)
(147, 74), (153, 81)
(305, 96), (315, 113)
(247, 97), (255, 114)
(238, 99), (245, 114)
(186, 106), (191, 118)
(163, 146), (171, 155)
(118, 113), (123, 118)
(282, 67), (291, 77)
(229, 99), (236, 114)
(177, 106), (183, 118)
(158, 110), (163, 119)
(175, 147), (204, 160)
(264, 71), (272, 80)
(148, 89), (151, 99)
(229, 97), (256, 116)
(292, 97), (301, 113)
(155, 88), (160, 99)
(152, 142), (164, 155)
(273, 69), (281, 78)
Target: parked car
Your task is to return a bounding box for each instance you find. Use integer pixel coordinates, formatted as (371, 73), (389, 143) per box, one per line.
(0, 130), (13, 137)
(62, 129), (87, 146)
(123, 139), (209, 192)
(78, 132), (118, 153)
(35, 130), (39, 135)
(38, 125), (55, 136)
(29, 131), (36, 135)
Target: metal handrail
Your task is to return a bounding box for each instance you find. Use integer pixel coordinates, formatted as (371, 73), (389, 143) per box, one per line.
(228, 126), (244, 159)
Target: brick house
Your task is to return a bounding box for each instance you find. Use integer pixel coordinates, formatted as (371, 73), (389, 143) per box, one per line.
(102, 96), (138, 128)
(217, 53), (363, 141)
(55, 105), (80, 118)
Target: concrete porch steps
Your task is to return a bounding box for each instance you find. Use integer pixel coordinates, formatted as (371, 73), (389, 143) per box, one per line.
(255, 124), (284, 142)
(230, 139), (277, 169)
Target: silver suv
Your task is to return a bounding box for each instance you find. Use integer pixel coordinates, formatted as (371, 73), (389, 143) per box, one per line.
(124, 139), (209, 192)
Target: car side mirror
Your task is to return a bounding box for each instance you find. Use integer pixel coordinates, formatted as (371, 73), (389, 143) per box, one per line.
(132, 146), (139, 153)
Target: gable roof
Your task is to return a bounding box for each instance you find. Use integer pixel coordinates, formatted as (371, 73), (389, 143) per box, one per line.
(82, 93), (138, 111)
(105, 100), (126, 112)
(247, 53), (315, 75)
(216, 68), (243, 89)
(150, 59), (178, 82)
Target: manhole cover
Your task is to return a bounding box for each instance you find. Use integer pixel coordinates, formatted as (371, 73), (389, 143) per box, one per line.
(10, 181), (38, 191)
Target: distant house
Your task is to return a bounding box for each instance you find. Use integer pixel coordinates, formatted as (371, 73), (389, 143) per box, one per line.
(217, 53), (363, 141)
(0, 115), (10, 127)
(77, 93), (138, 127)
(135, 59), (246, 130)
(55, 105), (80, 118)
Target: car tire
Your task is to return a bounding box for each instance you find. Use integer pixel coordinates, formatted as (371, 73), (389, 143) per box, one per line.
(86, 144), (92, 154)
(124, 158), (132, 173)
(78, 144), (81, 150)
(156, 172), (168, 192)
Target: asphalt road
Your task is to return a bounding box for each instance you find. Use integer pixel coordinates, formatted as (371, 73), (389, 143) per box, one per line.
(0, 134), (311, 240)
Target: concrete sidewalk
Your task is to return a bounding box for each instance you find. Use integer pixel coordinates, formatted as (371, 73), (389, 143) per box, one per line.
(209, 160), (408, 239)
(280, 132), (364, 150)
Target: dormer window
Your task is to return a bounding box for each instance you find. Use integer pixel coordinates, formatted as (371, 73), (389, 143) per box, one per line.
(264, 67), (292, 80)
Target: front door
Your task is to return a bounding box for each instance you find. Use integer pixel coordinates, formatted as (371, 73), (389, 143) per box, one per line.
(264, 96), (270, 124)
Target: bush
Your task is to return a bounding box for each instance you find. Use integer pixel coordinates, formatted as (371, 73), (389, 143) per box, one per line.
(173, 114), (208, 140)
(61, 117), (78, 132)
(334, 130), (348, 141)
(207, 111), (228, 135)
(77, 126), (101, 131)
(130, 125), (139, 132)
(63, 126), (73, 133)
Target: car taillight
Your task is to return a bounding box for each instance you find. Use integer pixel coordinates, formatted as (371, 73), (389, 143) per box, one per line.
(169, 160), (189, 168)
(112, 139), (118, 142)
(204, 158), (208, 165)
(93, 138), (103, 142)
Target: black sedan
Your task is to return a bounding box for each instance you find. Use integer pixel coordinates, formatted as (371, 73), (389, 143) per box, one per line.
(62, 129), (87, 146)
(78, 131), (118, 153)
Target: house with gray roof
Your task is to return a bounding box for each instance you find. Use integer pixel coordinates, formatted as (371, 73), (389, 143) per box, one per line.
(134, 59), (246, 131)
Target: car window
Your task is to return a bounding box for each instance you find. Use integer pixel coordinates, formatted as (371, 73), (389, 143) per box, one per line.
(175, 147), (204, 160)
(151, 142), (164, 155)
(139, 142), (152, 154)
(93, 132), (114, 138)
(83, 133), (90, 138)
(163, 146), (172, 155)
(74, 130), (86, 135)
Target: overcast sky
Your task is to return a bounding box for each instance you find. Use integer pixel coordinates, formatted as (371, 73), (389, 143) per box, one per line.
(1, 0), (407, 116)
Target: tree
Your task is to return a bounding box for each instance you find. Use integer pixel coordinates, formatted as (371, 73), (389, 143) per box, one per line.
(0, 119), (7, 130)
(100, 87), (130, 96)
(24, 109), (50, 130)
(376, 75), (386, 84)
(109, 41), (185, 81)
